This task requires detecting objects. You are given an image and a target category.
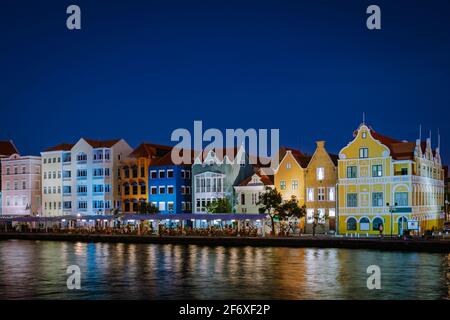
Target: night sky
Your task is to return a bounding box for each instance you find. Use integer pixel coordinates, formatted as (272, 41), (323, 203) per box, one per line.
(1, 0), (450, 162)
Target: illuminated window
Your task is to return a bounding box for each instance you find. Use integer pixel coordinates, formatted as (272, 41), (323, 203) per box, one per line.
(318, 187), (325, 201)
(292, 180), (298, 190)
(316, 167), (324, 180)
(328, 187), (335, 201)
(307, 188), (314, 201)
(329, 208), (336, 217)
(359, 148), (368, 158)
(360, 217), (370, 231)
(372, 165), (383, 177)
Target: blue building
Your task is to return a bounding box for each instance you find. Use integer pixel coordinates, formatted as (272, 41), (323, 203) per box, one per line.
(148, 152), (192, 214)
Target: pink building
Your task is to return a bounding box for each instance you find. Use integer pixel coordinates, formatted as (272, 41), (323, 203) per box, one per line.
(1, 154), (42, 216)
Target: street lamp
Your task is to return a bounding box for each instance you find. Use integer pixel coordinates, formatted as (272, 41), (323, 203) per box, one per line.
(386, 202), (397, 238)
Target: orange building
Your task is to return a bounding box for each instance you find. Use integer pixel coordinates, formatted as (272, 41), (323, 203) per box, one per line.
(118, 143), (172, 213)
(304, 141), (338, 234)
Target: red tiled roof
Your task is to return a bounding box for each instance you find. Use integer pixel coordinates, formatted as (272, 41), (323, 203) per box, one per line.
(370, 131), (422, 160)
(0, 140), (18, 156)
(292, 154), (312, 168)
(83, 138), (121, 148)
(43, 143), (74, 152)
(238, 169), (274, 186)
(129, 143), (173, 159)
(151, 148), (195, 167)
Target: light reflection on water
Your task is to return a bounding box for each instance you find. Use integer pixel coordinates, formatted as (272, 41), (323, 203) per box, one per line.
(0, 240), (448, 300)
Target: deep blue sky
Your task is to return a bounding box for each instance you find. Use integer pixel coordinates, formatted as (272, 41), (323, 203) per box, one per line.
(1, 0), (450, 162)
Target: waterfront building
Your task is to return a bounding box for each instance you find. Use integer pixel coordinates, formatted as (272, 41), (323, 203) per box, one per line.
(443, 165), (450, 222)
(118, 143), (172, 213)
(274, 147), (310, 205)
(41, 138), (133, 216)
(1, 153), (42, 216)
(234, 168), (274, 214)
(337, 123), (445, 235)
(0, 140), (19, 215)
(191, 146), (254, 213)
(304, 141), (338, 234)
(40, 143), (73, 216)
(148, 150), (193, 213)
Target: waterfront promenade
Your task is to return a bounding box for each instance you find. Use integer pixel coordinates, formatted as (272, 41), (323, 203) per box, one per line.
(1, 232), (449, 253)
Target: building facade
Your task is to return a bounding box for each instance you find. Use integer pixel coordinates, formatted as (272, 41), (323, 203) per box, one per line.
(118, 143), (172, 213)
(337, 124), (445, 236)
(41, 138), (132, 216)
(0, 140), (19, 215)
(274, 148), (310, 205)
(304, 141), (338, 234)
(234, 168), (274, 214)
(192, 147), (254, 213)
(148, 151), (192, 214)
(1, 154), (42, 216)
(40, 144), (73, 216)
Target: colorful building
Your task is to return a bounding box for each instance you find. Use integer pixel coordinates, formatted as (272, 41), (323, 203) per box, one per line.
(304, 141), (338, 234)
(148, 151), (193, 213)
(0, 140), (19, 215)
(41, 138), (133, 216)
(191, 146), (254, 213)
(1, 153), (42, 216)
(337, 123), (445, 236)
(234, 168), (274, 214)
(274, 147), (310, 205)
(40, 143), (73, 216)
(118, 143), (172, 213)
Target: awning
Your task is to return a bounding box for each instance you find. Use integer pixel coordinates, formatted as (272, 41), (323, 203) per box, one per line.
(0, 213), (267, 222)
(121, 213), (267, 221)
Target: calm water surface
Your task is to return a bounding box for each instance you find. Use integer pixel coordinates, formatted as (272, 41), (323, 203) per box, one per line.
(0, 240), (448, 299)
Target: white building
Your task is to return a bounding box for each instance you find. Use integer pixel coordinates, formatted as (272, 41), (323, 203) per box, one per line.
(234, 169), (274, 214)
(41, 139), (132, 216)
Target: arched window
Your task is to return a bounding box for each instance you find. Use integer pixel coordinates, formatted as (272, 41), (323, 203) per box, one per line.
(139, 182), (146, 195)
(123, 183), (130, 195)
(347, 217), (357, 231)
(132, 165), (138, 178)
(124, 199), (130, 212)
(359, 217), (370, 231)
(360, 217), (370, 224)
(373, 217), (383, 231)
(131, 182), (138, 195)
(123, 166), (130, 178)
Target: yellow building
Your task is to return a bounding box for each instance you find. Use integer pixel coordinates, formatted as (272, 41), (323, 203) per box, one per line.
(118, 143), (172, 213)
(304, 141), (338, 234)
(274, 147), (310, 205)
(337, 124), (445, 236)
